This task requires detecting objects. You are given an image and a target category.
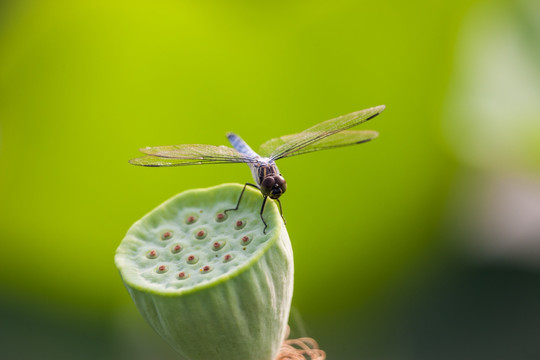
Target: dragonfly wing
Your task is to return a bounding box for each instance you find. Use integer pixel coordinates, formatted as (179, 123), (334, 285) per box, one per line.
(129, 156), (249, 167)
(259, 130), (378, 159)
(130, 144), (255, 167)
(260, 105), (384, 160)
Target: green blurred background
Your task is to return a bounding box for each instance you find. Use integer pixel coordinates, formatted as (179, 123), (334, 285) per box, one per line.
(1, 0), (540, 359)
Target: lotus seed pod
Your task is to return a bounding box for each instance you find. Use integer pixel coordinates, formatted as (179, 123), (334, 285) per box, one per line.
(115, 183), (294, 360)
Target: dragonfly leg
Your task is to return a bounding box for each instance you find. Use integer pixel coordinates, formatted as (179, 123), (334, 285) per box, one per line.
(275, 198), (287, 225)
(260, 196), (268, 234)
(225, 183), (259, 214)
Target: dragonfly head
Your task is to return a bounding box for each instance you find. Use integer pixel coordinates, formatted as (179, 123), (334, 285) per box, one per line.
(261, 175), (287, 199)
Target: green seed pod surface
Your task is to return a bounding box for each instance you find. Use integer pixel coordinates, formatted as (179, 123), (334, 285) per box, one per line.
(115, 183), (294, 360)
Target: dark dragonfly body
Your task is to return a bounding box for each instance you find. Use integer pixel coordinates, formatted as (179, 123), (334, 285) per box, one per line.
(227, 133), (287, 199)
(223, 133), (287, 232)
(130, 105), (385, 233)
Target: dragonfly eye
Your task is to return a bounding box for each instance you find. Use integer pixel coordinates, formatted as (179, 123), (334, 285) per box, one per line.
(274, 176), (286, 192)
(261, 177), (275, 190)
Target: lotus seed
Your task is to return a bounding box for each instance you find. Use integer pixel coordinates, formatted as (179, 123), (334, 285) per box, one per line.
(241, 235), (251, 245)
(161, 231), (172, 240)
(223, 254), (233, 262)
(171, 244), (182, 254)
(186, 215), (197, 224)
(212, 241), (226, 251)
(200, 265), (212, 273)
(177, 271), (189, 279)
(187, 255), (198, 264)
(157, 265), (168, 273)
(235, 220), (246, 229)
(146, 250), (158, 259)
(195, 230), (207, 239)
(216, 213), (227, 222)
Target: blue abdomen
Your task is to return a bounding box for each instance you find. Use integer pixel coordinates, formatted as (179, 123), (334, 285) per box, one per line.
(227, 133), (259, 158)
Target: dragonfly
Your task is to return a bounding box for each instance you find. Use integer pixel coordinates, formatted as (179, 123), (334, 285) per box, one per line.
(130, 105), (385, 233)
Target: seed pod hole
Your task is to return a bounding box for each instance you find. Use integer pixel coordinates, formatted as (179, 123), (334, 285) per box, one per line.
(200, 265), (212, 274)
(161, 231), (173, 240)
(215, 212), (227, 222)
(235, 220), (246, 229)
(146, 250), (158, 259)
(195, 229), (207, 239)
(212, 240), (226, 251)
(156, 265), (168, 273)
(185, 215), (197, 224)
(187, 255), (199, 264)
(241, 235), (252, 245)
(171, 244), (182, 254)
(177, 271), (189, 280)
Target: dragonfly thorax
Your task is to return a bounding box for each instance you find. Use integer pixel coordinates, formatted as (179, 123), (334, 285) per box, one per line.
(255, 163), (287, 199)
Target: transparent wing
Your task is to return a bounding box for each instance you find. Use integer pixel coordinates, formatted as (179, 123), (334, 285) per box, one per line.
(258, 130), (378, 159)
(129, 156), (249, 167)
(129, 144), (256, 167)
(259, 105), (385, 160)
